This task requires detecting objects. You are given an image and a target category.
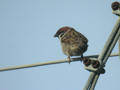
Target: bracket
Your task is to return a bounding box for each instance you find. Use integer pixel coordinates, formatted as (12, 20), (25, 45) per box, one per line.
(84, 58), (100, 72)
(112, 2), (120, 16)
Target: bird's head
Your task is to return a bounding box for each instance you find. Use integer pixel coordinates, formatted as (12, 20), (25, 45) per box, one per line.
(54, 26), (72, 38)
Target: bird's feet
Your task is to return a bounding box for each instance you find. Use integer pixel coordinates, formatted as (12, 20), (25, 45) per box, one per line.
(81, 54), (84, 61)
(81, 55), (91, 66)
(67, 56), (71, 64)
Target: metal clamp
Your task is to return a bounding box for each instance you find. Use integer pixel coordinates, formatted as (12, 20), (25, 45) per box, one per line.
(112, 2), (120, 16)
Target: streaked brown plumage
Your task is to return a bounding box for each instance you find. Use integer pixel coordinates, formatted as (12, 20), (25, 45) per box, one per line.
(54, 26), (88, 63)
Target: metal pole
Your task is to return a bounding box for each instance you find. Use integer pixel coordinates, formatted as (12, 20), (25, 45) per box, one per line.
(90, 27), (120, 90)
(90, 28), (120, 89)
(118, 37), (120, 55)
(102, 29), (120, 65)
(97, 18), (120, 63)
(90, 74), (100, 90)
(83, 72), (96, 90)
(0, 53), (118, 72)
(83, 17), (120, 90)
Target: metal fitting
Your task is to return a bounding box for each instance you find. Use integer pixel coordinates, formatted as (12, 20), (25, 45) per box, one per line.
(83, 58), (91, 66)
(111, 1), (120, 10)
(91, 60), (100, 68)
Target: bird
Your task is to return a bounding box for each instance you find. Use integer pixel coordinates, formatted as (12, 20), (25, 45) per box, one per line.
(54, 26), (88, 63)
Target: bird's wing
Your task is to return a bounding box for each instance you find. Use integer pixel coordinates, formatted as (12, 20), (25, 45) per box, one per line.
(61, 30), (88, 45)
(77, 31), (88, 43)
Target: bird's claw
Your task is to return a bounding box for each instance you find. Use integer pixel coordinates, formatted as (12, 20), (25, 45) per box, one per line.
(67, 56), (71, 64)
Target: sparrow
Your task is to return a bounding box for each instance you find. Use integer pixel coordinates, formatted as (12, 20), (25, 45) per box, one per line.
(54, 26), (88, 63)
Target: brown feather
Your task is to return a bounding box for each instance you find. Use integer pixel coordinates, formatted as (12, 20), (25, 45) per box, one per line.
(60, 28), (88, 56)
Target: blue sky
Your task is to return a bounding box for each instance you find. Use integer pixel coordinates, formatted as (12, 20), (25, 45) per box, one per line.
(0, 0), (120, 90)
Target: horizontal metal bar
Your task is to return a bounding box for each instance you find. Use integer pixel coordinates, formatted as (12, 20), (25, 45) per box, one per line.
(0, 53), (119, 72)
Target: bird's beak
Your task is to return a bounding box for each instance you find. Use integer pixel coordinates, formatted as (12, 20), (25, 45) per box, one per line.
(54, 34), (58, 37)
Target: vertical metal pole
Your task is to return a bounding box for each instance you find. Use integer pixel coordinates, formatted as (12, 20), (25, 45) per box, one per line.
(83, 17), (120, 90)
(102, 29), (120, 64)
(97, 18), (120, 63)
(90, 28), (120, 90)
(118, 37), (120, 56)
(90, 74), (100, 90)
(83, 73), (96, 90)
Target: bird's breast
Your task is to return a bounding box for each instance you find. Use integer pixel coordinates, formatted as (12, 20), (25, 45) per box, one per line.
(61, 42), (85, 56)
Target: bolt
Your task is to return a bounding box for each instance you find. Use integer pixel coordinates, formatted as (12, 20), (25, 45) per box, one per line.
(83, 58), (91, 66)
(111, 1), (120, 10)
(99, 68), (106, 74)
(91, 60), (100, 68)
